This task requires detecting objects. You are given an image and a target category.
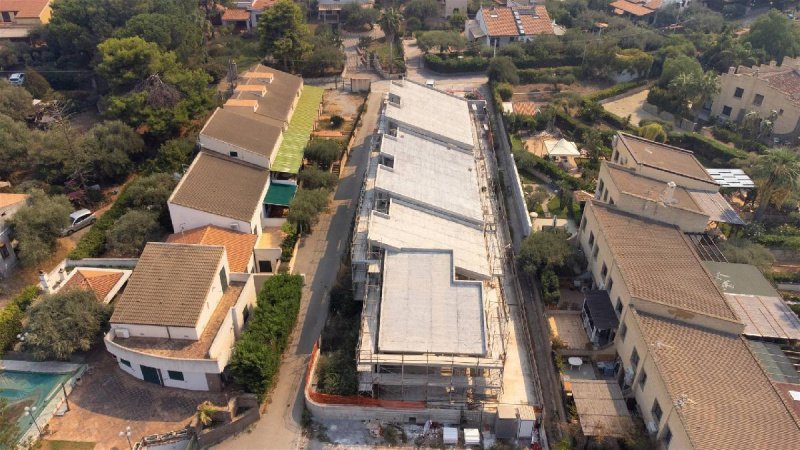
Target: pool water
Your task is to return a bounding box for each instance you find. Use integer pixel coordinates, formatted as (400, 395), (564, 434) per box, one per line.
(0, 370), (73, 434)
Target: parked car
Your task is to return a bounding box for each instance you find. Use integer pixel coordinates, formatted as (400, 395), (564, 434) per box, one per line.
(62, 209), (96, 235)
(8, 73), (25, 86)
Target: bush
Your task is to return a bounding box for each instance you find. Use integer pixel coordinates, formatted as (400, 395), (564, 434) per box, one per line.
(105, 209), (160, 257)
(514, 150), (586, 191)
(495, 82), (513, 101)
(316, 350), (358, 395)
(512, 56), (582, 69)
(487, 56), (519, 84)
(299, 166), (338, 190)
(584, 80), (647, 102)
(646, 86), (686, 116)
(288, 188), (330, 233)
(229, 274), (303, 400)
(667, 132), (747, 164)
(22, 289), (110, 360)
(280, 223), (300, 262)
(304, 139), (341, 170)
(518, 67), (579, 85)
(540, 268), (560, 304)
(423, 53), (489, 73)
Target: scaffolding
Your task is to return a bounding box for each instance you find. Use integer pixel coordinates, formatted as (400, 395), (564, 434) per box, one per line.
(349, 94), (512, 409)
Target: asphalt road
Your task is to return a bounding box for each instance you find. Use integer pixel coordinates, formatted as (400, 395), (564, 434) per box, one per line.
(213, 82), (388, 450)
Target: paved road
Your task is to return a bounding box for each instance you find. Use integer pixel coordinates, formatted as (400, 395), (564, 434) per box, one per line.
(214, 82), (388, 450)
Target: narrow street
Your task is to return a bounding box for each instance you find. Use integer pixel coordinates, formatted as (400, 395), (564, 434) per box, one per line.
(214, 81), (388, 450)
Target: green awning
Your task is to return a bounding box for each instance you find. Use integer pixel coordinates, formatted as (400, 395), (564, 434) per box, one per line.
(264, 183), (297, 206)
(271, 85), (325, 174)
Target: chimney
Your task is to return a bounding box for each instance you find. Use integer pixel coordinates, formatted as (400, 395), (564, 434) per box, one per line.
(663, 181), (676, 205)
(38, 270), (50, 292)
(58, 268), (66, 283)
(728, 66), (736, 75)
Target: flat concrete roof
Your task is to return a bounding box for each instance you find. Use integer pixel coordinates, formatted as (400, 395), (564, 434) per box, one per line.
(384, 80), (474, 149)
(368, 200), (490, 279)
(377, 131), (483, 224)
(703, 261), (780, 297)
(378, 250), (486, 356)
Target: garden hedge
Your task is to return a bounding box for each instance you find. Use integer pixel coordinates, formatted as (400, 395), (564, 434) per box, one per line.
(423, 53), (489, 73)
(229, 274), (304, 400)
(667, 132), (748, 164)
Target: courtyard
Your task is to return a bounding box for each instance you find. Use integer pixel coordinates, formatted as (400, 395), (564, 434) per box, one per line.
(42, 350), (228, 449)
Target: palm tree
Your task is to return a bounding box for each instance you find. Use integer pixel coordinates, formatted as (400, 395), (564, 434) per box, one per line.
(378, 8), (403, 44)
(197, 401), (216, 427)
(751, 148), (800, 220)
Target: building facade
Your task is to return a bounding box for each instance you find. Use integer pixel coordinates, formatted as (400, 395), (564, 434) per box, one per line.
(105, 243), (258, 391)
(710, 58), (800, 141)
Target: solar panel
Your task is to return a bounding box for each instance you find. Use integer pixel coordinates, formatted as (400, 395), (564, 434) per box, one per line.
(705, 168), (755, 188)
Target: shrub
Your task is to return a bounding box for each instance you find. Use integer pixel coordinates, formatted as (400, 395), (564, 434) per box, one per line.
(667, 132), (747, 164)
(299, 166), (338, 190)
(304, 139), (341, 170)
(423, 53), (489, 73)
(646, 86), (686, 116)
(487, 56), (519, 84)
(518, 67), (579, 85)
(229, 274), (304, 400)
(0, 304), (24, 357)
(495, 82), (513, 101)
(105, 210), (160, 257)
(288, 188), (331, 233)
(316, 350), (358, 395)
(329, 115), (344, 128)
(22, 289), (110, 360)
(584, 80), (647, 102)
(540, 268), (560, 304)
(280, 223), (300, 262)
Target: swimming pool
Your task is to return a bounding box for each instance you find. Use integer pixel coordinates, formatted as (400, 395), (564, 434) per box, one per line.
(0, 369), (74, 436)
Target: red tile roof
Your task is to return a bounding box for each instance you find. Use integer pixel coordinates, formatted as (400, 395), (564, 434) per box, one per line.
(166, 225), (257, 273)
(610, 0), (654, 17)
(762, 70), (800, 101)
(519, 6), (554, 35)
(63, 270), (124, 302)
(222, 8), (250, 22)
(512, 101), (537, 116)
(481, 6), (555, 37)
(482, 7), (518, 37)
(0, 0), (50, 18)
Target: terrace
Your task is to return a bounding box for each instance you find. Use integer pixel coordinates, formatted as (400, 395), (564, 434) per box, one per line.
(271, 86), (325, 174)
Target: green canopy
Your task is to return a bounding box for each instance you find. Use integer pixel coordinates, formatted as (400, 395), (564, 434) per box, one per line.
(263, 183), (298, 206)
(271, 85), (325, 174)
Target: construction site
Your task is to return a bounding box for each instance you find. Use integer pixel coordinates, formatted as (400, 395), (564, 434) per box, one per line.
(348, 79), (540, 417)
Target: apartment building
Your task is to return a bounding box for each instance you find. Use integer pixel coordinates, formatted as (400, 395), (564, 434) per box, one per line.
(104, 243), (258, 391)
(597, 132), (743, 232)
(350, 80), (511, 407)
(574, 132), (800, 447)
(0, 0), (52, 40)
(711, 57), (800, 140)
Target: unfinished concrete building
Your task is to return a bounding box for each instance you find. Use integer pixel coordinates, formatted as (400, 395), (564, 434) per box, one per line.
(351, 80), (510, 407)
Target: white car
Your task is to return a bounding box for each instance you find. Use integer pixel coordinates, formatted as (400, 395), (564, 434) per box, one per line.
(61, 209), (96, 236)
(8, 73), (25, 86)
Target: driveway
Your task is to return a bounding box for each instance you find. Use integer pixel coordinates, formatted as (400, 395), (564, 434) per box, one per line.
(213, 82), (389, 450)
(402, 39), (488, 93)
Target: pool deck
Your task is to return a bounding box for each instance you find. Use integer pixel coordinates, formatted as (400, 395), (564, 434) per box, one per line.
(0, 359), (84, 374)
